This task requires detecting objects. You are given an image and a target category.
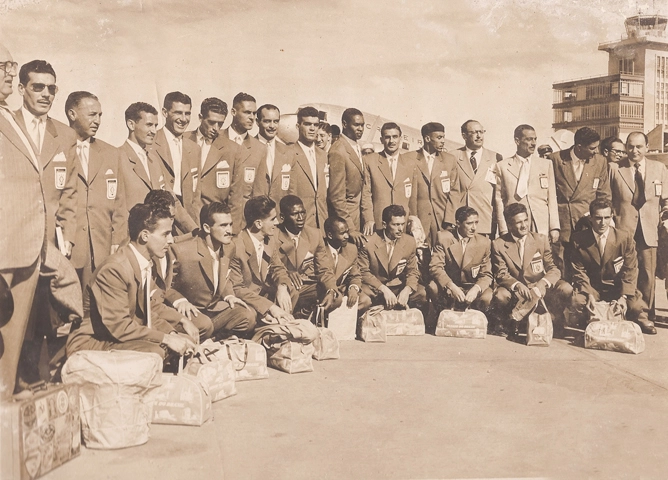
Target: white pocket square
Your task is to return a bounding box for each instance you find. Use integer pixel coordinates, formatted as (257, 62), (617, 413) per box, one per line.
(105, 169), (114, 175)
(281, 164), (291, 172)
(532, 252), (541, 259)
(53, 152), (66, 162)
(218, 160), (230, 169)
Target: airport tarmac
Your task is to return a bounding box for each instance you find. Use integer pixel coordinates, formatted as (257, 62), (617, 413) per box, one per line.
(44, 285), (668, 480)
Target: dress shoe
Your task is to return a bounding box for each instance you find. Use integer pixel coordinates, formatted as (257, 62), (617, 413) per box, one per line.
(637, 317), (657, 335)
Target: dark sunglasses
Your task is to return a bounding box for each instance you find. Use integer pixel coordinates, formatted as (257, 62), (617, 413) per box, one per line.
(29, 83), (58, 95)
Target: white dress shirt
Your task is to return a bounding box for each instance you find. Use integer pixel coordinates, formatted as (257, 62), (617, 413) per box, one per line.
(228, 127), (247, 145)
(343, 133), (363, 165)
(126, 139), (151, 181)
(386, 153), (399, 181)
(298, 141), (318, 188)
(594, 227), (610, 256)
(21, 106), (46, 153)
(77, 139), (91, 180)
(247, 230), (264, 269)
(196, 129), (212, 170)
(163, 127), (183, 195)
(259, 135), (276, 179)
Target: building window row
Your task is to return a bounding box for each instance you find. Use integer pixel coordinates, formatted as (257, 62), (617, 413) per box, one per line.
(553, 80), (642, 103)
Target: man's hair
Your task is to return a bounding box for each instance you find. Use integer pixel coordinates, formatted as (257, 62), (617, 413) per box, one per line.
(318, 122), (332, 134)
(513, 124), (535, 140)
(257, 104), (280, 120)
(460, 119), (480, 134)
(163, 91), (191, 110)
(65, 91), (98, 115)
(627, 131), (648, 145)
(232, 92), (256, 109)
(455, 206), (479, 224)
(324, 215), (347, 236)
(382, 204), (406, 223)
(125, 102), (158, 123)
(331, 125), (340, 137)
(200, 97), (228, 118)
(381, 122), (402, 136)
(298, 106), (320, 122)
(589, 198), (613, 216)
(19, 60), (56, 85)
(128, 203), (173, 241)
(342, 107), (363, 125)
(503, 202), (528, 223)
(144, 189), (175, 209)
(245, 196), (276, 226)
(574, 127), (600, 147)
(279, 194), (304, 216)
(421, 122), (445, 138)
(200, 201), (231, 229)
(600, 136), (624, 153)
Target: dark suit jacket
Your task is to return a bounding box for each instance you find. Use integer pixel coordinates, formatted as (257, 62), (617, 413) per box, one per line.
(253, 138), (294, 208)
(570, 227), (637, 298)
(327, 135), (365, 231)
(492, 231), (561, 290)
(359, 231), (419, 292)
(430, 231), (493, 292)
(286, 142), (329, 232)
(276, 225), (337, 291)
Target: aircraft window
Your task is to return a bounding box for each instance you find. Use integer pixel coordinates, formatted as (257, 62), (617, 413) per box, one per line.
(402, 142), (410, 150)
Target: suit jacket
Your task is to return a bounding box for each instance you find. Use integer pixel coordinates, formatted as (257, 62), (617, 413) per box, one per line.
(224, 129), (267, 233)
(455, 147), (501, 235)
(148, 128), (199, 229)
(549, 148), (611, 242)
(327, 135), (365, 231)
(429, 231), (493, 292)
(361, 152), (417, 227)
(71, 137), (128, 270)
(0, 110), (45, 269)
(229, 230), (292, 316)
(286, 142), (329, 232)
(495, 154), (560, 236)
(276, 225), (337, 291)
(492, 231), (561, 290)
(570, 227), (637, 298)
(408, 149), (460, 245)
(326, 241), (363, 291)
(609, 158), (668, 247)
(253, 137), (294, 207)
(359, 231), (419, 292)
(14, 111), (78, 246)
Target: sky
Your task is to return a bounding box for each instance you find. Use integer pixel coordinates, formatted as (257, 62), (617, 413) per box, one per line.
(0, 0), (661, 155)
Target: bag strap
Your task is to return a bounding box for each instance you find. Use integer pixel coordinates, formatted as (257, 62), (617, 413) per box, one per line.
(225, 343), (249, 371)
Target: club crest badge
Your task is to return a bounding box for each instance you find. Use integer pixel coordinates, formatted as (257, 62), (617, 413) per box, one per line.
(106, 178), (117, 200)
(54, 167), (67, 190)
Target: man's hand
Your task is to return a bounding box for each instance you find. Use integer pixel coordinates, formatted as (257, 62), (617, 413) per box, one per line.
(464, 286), (480, 304)
(179, 317), (200, 343)
(397, 287), (411, 308)
(349, 230), (367, 248)
(615, 296), (628, 316)
(275, 284), (293, 313)
(226, 295), (250, 311)
(320, 290), (336, 310)
(380, 285), (398, 309)
(63, 240), (73, 258)
(175, 300), (199, 320)
(268, 304), (295, 324)
(288, 271), (303, 290)
(110, 244), (120, 255)
(448, 284), (466, 303)
(536, 280), (547, 299)
(515, 283), (533, 302)
(363, 221), (375, 236)
(347, 287), (359, 308)
(549, 229), (560, 244)
(162, 332), (196, 356)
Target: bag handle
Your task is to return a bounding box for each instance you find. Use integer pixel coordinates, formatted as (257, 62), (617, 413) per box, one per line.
(225, 342), (249, 371)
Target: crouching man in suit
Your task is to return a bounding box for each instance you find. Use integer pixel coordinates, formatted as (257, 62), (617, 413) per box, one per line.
(569, 199), (654, 333)
(359, 204), (427, 310)
(491, 202), (573, 337)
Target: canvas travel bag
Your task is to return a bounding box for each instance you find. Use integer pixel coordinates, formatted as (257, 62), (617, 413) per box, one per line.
(182, 349), (236, 402)
(61, 350), (162, 449)
(1, 382), (81, 480)
(587, 300), (625, 323)
(585, 320), (645, 354)
(326, 296), (358, 340)
(215, 337), (269, 381)
(381, 308), (425, 336)
(267, 341), (315, 374)
(526, 299), (553, 347)
(311, 305), (340, 361)
(358, 305), (386, 342)
(435, 309), (487, 339)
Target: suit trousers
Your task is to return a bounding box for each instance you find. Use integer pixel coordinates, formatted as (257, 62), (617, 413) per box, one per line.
(173, 312), (215, 341)
(205, 305), (256, 339)
(363, 283), (428, 310)
(491, 279), (573, 324)
(427, 280), (493, 313)
(65, 336), (166, 360)
(571, 289), (648, 324)
(635, 223), (657, 318)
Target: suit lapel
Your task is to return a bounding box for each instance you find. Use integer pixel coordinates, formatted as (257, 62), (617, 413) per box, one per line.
(294, 146), (316, 189)
(448, 237), (464, 267)
(583, 230), (601, 265)
(416, 150), (431, 184)
(123, 142), (152, 189)
(506, 156), (521, 180)
(279, 229), (298, 271)
(377, 152), (393, 186)
(87, 138), (103, 183)
(522, 234), (536, 271)
(197, 237), (215, 290)
(394, 153), (412, 187)
(373, 236), (390, 275)
(618, 162), (635, 193)
(343, 138), (363, 176)
(559, 149), (577, 193)
(644, 160), (656, 199)
(125, 247), (145, 317)
(335, 246), (353, 279)
(39, 119), (60, 169)
(457, 148), (475, 181)
(0, 111), (39, 171)
(601, 228), (616, 267)
(154, 129), (174, 175)
(504, 236), (522, 269)
(217, 255), (231, 297)
(242, 231), (263, 283)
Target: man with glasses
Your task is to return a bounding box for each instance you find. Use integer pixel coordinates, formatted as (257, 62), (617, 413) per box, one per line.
(600, 136), (626, 165)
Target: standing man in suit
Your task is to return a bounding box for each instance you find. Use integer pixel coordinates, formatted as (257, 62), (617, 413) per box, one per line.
(361, 123), (417, 235)
(609, 131), (668, 321)
(327, 107), (366, 246)
(315, 122), (332, 153)
(0, 44), (46, 398)
(186, 97), (227, 177)
(409, 122), (460, 247)
(149, 91), (199, 228)
(455, 120), (502, 237)
(66, 91), (127, 288)
(496, 124), (560, 242)
(254, 104), (293, 207)
(225, 92), (266, 233)
(359, 205), (427, 310)
(600, 136), (626, 165)
(569, 199), (654, 333)
(287, 106), (329, 232)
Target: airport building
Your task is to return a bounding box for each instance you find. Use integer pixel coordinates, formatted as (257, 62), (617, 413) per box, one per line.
(552, 13), (668, 150)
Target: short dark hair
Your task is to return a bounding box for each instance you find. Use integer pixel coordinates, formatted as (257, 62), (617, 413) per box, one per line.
(324, 215), (347, 235)
(342, 108), (363, 125)
(232, 92), (256, 109)
(455, 206), (479, 224)
(589, 198), (613, 216)
(574, 127), (600, 147)
(421, 122), (445, 138)
(503, 202), (528, 223)
(257, 104), (279, 120)
(200, 201), (231, 229)
(65, 91), (98, 116)
(331, 125), (340, 137)
(381, 122), (402, 136)
(163, 91), (191, 111)
(125, 102), (158, 123)
(128, 203), (173, 241)
(513, 124), (535, 140)
(200, 97), (228, 118)
(318, 122), (332, 134)
(244, 196), (276, 226)
(382, 204), (406, 224)
(279, 194), (304, 215)
(298, 106), (320, 122)
(600, 136), (624, 153)
(460, 119), (480, 134)
(19, 60), (56, 85)
(626, 131), (648, 145)
(144, 189), (175, 209)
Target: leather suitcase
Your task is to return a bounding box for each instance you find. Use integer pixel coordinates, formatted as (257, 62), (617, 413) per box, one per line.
(435, 309), (487, 339)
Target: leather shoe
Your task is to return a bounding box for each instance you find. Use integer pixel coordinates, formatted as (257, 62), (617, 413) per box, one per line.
(637, 318), (657, 335)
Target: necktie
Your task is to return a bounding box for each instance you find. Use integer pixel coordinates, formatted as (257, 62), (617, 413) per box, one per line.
(518, 237), (525, 265)
(308, 148), (317, 188)
(426, 153), (434, 176)
(144, 266), (152, 329)
(31, 117), (43, 153)
(354, 144), (362, 161)
(632, 163), (646, 209)
(235, 135), (243, 146)
(387, 240), (395, 260)
(172, 137), (183, 195)
(598, 233), (606, 257)
(332, 249), (338, 267)
(470, 151), (477, 173)
(77, 142), (89, 179)
(516, 158), (529, 199)
(573, 158), (584, 182)
(266, 141), (275, 180)
(461, 237), (468, 256)
(389, 157), (397, 181)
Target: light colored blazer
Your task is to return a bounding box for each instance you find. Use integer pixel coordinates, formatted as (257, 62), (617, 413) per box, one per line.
(359, 231), (419, 292)
(455, 147), (501, 235)
(429, 231), (492, 292)
(276, 225), (337, 291)
(253, 139), (294, 208)
(286, 143), (329, 232)
(492, 232), (561, 290)
(327, 136), (365, 231)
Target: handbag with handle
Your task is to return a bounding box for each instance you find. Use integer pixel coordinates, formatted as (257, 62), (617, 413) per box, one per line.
(267, 341), (315, 374)
(435, 308), (487, 339)
(215, 336), (269, 381)
(359, 305), (387, 342)
(311, 305), (340, 361)
(183, 348), (237, 402)
(587, 300), (625, 323)
(526, 299), (553, 347)
(585, 320), (645, 354)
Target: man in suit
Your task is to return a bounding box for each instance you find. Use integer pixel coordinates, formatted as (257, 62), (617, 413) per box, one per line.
(323, 215), (372, 312)
(66, 91), (128, 288)
(609, 131), (668, 320)
(600, 136), (626, 165)
(491, 203), (573, 336)
(253, 104), (293, 207)
(408, 122), (461, 247)
(455, 120), (502, 237)
(359, 205), (427, 310)
(224, 92), (266, 233)
(186, 97), (227, 177)
(361, 123), (417, 235)
(276, 195), (337, 315)
(229, 196), (317, 346)
(316, 122), (332, 153)
(149, 91), (199, 228)
(287, 106), (329, 232)
(166, 202), (256, 339)
(327, 107), (366, 246)
(66, 203), (196, 360)
(496, 124), (560, 242)
(428, 206), (494, 314)
(569, 199), (654, 333)
(0, 44), (46, 398)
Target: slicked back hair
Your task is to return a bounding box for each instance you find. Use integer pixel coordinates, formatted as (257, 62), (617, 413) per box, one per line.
(65, 91), (98, 117)
(279, 195), (304, 216)
(19, 59), (56, 85)
(342, 107), (363, 125)
(589, 198), (613, 216)
(421, 122), (445, 138)
(513, 124), (535, 140)
(128, 203), (173, 241)
(125, 102), (158, 122)
(144, 189), (175, 209)
(381, 122), (402, 136)
(232, 92), (256, 109)
(298, 106), (320, 122)
(503, 202), (528, 224)
(574, 127), (600, 147)
(382, 204), (406, 224)
(201, 97), (228, 118)
(257, 104), (280, 120)
(163, 91), (192, 111)
(455, 206), (479, 224)
(324, 215), (347, 236)
(244, 195), (276, 226)
(200, 201), (231, 229)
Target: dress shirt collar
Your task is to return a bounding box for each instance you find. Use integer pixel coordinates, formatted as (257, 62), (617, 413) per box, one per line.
(77, 138), (90, 148)
(343, 133), (359, 149)
(383, 232), (396, 246)
(126, 139), (147, 159)
(511, 233), (527, 244)
(571, 147), (585, 163)
(258, 134), (275, 146)
(298, 140), (315, 157)
(593, 227), (610, 243)
(466, 147), (480, 159)
(229, 126), (247, 142)
(21, 106), (46, 126)
(632, 158), (646, 174)
(196, 128), (207, 145)
(247, 229), (264, 251)
(327, 242), (341, 257)
(207, 245), (221, 261)
(516, 152), (530, 163)
(286, 229), (301, 242)
(385, 151), (399, 163)
(129, 244), (152, 280)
